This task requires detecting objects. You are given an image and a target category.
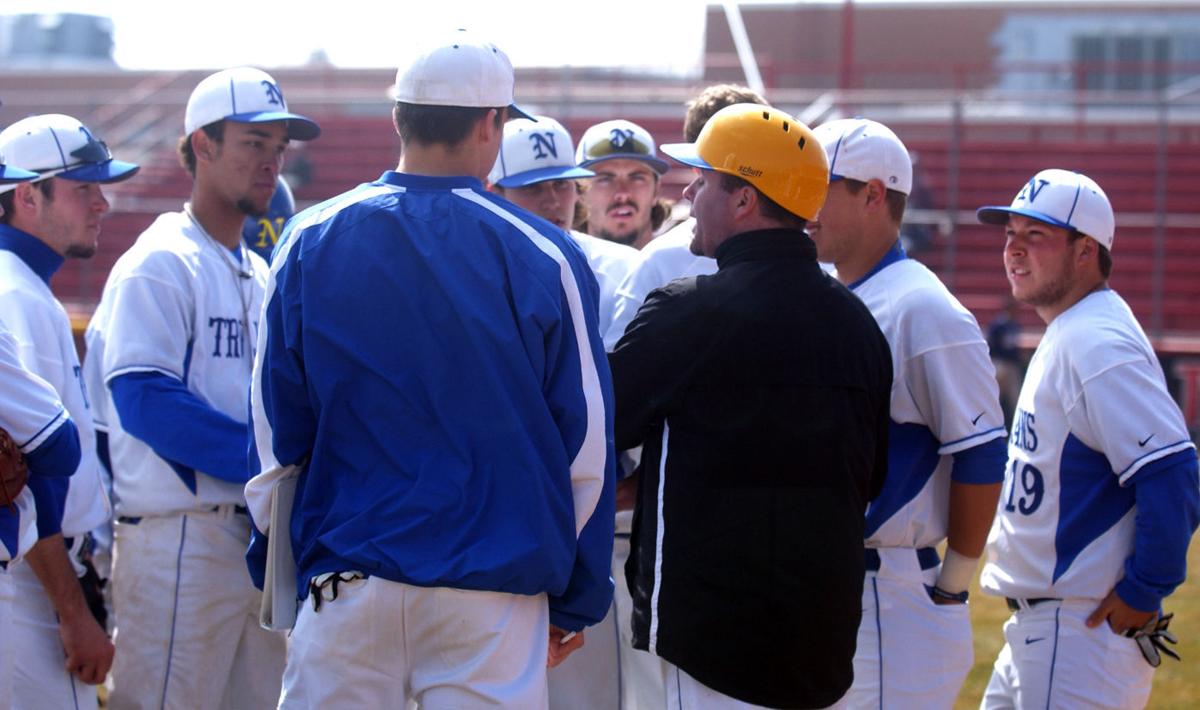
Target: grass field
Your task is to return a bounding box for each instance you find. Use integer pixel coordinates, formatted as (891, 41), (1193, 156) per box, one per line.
(955, 542), (1200, 709)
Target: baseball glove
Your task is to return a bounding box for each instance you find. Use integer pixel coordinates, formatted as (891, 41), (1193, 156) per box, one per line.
(1125, 612), (1180, 668)
(0, 426), (29, 509)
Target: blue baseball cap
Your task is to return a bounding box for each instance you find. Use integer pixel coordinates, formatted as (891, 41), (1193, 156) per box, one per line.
(0, 114), (139, 184)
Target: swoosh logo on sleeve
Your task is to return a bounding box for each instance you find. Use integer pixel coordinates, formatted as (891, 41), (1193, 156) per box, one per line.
(1138, 434), (1155, 447)
(1025, 636), (1046, 645)
(972, 412), (985, 426)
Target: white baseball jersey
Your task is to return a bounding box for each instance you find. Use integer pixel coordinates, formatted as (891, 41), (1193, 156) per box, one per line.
(570, 230), (639, 342)
(85, 210), (268, 518)
(0, 250), (108, 539)
(851, 255), (1007, 549)
(980, 289), (1196, 601)
(0, 324), (72, 562)
(605, 218), (713, 349)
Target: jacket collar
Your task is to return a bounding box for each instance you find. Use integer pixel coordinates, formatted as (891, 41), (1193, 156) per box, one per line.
(0, 223), (63, 285)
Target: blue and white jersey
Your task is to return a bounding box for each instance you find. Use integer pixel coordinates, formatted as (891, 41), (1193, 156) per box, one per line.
(849, 247), (1007, 550)
(981, 290), (1197, 601)
(0, 324), (77, 562)
(246, 172), (616, 632)
(0, 226), (109, 539)
(570, 230), (639, 344)
(606, 219), (713, 349)
(85, 211), (269, 517)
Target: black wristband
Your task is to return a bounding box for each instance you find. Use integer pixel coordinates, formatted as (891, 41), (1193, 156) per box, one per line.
(928, 585), (969, 603)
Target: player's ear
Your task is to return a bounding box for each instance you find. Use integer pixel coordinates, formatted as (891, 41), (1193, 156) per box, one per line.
(13, 181), (39, 213)
(193, 131), (214, 163)
(866, 179), (888, 211)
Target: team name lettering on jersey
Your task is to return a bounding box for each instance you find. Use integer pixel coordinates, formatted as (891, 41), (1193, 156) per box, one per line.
(1011, 408), (1037, 452)
(209, 317), (246, 358)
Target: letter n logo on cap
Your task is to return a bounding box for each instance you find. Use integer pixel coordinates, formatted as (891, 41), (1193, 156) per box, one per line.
(261, 80), (284, 107)
(1019, 178), (1049, 204)
(609, 128), (634, 149)
(529, 132), (557, 160)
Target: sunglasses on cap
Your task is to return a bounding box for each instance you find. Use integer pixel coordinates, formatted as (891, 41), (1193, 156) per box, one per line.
(582, 130), (655, 161)
(69, 134), (113, 165)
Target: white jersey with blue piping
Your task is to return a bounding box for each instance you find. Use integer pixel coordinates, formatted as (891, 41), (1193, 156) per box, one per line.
(85, 211), (268, 517)
(0, 227), (109, 539)
(0, 324), (74, 562)
(980, 289), (1197, 601)
(848, 246), (1007, 549)
(246, 172), (615, 631)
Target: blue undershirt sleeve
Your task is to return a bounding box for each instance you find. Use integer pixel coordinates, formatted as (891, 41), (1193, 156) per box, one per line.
(950, 436), (1008, 484)
(1116, 450), (1200, 611)
(24, 418), (80, 479)
(110, 372), (251, 484)
(26, 476), (68, 538)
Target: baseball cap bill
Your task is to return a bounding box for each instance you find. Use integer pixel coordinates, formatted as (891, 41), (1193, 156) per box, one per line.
(576, 119), (670, 174)
(0, 114), (139, 183)
(489, 117), (594, 188)
(394, 29), (532, 120)
(185, 67), (320, 141)
(977, 169), (1115, 251)
(813, 117), (912, 195)
(0, 159), (37, 185)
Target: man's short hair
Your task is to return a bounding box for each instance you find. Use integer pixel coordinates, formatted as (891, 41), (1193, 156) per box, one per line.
(718, 172), (807, 231)
(177, 122), (226, 177)
(683, 84), (769, 143)
(0, 179), (53, 225)
(1070, 229), (1113, 278)
(840, 178), (908, 225)
(393, 102), (503, 147)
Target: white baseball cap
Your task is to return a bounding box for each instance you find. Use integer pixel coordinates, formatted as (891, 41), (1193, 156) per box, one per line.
(394, 29), (532, 120)
(977, 169), (1115, 251)
(813, 117), (912, 195)
(185, 67), (320, 141)
(489, 117), (594, 188)
(0, 114), (139, 183)
(575, 119), (670, 174)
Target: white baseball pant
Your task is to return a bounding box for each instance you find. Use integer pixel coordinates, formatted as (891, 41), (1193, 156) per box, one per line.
(982, 598), (1154, 710)
(280, 576), (550, 708)
(107, 507), (285, 710)
(832, 547), (973, 710)
(7, 557), (99, 710)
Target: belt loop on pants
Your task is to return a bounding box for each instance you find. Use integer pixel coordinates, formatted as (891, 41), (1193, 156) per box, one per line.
(864, 546), (941, 572)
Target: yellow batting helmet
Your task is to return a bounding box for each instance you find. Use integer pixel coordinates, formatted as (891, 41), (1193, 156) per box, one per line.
(660, 104), (829, 221)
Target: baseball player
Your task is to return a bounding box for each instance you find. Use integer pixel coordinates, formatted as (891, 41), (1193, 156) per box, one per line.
(576, 119), (671, 250)
(242, 175), (295, 261)
(488, 115), (638, 708)
(605, 84), (767, 350)
(0, 321), (86, 709)
(0, 114), (139, 709)
(245, 30), (614, 707)
(977, 169), (1199, 709)
(489, 116), (639, 361)
(808, 118), (1007, 709)
(83, 67), (318, 708)
(611, 103), (892, 709)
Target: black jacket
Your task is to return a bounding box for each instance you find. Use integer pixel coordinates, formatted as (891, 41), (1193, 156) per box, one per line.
(610, 229), (891, 709)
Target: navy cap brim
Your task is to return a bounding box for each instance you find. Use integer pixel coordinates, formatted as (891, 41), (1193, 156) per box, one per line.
(579, 153), (672, 175)
(226, 111), (321, 141)
(58, 159), (140, 184)
(508, 104), (534, 121)
(976, 205), (1074, 231)
(496, 165), (595, 188)
(659, 143), (712, 172)
(0, 164), (38, 183)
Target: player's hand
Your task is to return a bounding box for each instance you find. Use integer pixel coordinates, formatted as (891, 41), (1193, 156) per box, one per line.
(58, 608), (114, 684)
(1086, 589), (1157, 635)
(547, 625), (585, 668)
(615, 474), (638, 512)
